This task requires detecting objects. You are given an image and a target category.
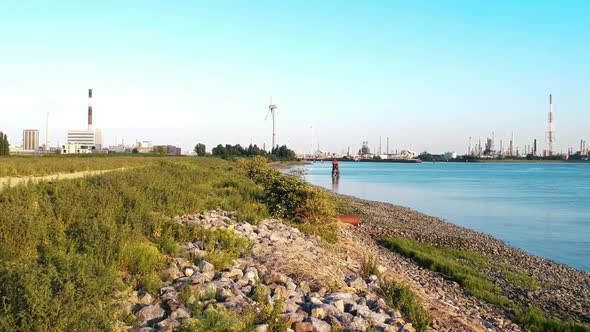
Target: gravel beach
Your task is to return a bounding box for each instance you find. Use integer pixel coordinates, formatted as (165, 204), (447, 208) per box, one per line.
(337, 193), (590, 325)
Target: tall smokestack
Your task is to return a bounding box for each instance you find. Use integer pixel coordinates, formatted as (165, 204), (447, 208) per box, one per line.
(45, 112), (49, 151)
(88, 89), (93, 131)
(547, 94), (554, 156)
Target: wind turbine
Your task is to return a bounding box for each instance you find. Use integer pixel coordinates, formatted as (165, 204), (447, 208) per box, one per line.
(265, 97), (278, 150)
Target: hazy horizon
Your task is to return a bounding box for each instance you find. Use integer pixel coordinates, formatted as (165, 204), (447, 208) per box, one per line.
(1, 1), (589, 154)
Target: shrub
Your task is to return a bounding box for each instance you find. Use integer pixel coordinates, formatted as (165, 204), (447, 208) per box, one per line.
(361, 253), (380, 277)
(378, 279), (432, 332)
(238, 157), (339, 242)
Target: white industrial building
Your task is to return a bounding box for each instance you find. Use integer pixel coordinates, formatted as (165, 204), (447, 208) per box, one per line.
(444, 152), (458, 160)
(61, 144), (93, 154)
(67, 130), (95, 146)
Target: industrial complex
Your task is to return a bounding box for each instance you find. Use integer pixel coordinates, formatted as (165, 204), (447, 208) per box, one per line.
(8, 89), (182, 156)
(5, 92), (590, 160)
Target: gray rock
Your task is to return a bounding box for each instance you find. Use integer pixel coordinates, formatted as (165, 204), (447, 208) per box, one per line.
(161, 265), (181, 281)
(310, 305), (326, 319)
(136, 305), (165, 325)
(155, 318), (180, 331)
(286, 281), (297, 291)
(332, 299), (345, 313)
(253, 324), (269, 332)
(309, 297), (323, 305)
(137, 291), (153, 305)
(244, 271), (258, 283)
(198, 260), (215, 272)
(401, 323), (416, 332)
(190, 272), (210, 284)
(308, 317), (331, 332)
(184, 267), (195, 277)
(223, 268), (244, 280)
(281, 313), (304, 327)
(170, 307), (191, 319)
(347, 276), (368, 290)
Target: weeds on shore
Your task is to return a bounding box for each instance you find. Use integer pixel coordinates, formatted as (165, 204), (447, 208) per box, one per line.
(378, 279), (432, 332)
(382, 236), (590, 332)
(381, 237), (508, 306)
(361, 253), (380, 277)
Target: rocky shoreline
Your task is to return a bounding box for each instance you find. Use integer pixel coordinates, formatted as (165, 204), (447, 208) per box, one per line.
(337, 194), (590, 325)
(116, 210), (423, 331)
(113, 197), (589, 331)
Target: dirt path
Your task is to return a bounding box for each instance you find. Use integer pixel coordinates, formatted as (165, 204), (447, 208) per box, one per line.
(0, 167), (133, 190)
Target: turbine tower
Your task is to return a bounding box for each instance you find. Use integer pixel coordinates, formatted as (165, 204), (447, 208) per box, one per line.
(265, 97), (278, 150)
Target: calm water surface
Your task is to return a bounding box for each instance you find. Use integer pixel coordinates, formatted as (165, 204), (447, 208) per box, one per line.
(297, 161), (590, 271)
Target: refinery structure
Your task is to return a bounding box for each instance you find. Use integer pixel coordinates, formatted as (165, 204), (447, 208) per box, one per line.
(9, 88), (183, 155)
(5, 92), (590, 159)
(305, 94), (589, 162)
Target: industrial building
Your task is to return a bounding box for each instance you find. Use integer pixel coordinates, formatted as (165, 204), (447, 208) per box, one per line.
(153, 145), (182, 156)
(23, 129), (39, 151)
(67, 130), (95, 146)
(61, 144), (93, 154)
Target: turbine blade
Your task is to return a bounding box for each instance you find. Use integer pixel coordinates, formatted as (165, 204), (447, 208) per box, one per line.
(265, 108), (271, 120)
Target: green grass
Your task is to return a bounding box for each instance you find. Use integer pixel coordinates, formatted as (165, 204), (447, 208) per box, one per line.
(378, 279), (432, 332)
(361, 253), (380, 278)
(505, 271), (540, 290)
(514, 308), (590, 332)
(0, 156), (342, 330)
(381, 236), (590, 332)
(0, 154), (174, 177)
(0, 158), (267, 330)
(381, 237), (507, 306)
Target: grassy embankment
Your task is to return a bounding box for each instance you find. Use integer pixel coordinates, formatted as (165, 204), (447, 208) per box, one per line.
(0, 154), (170, 177)
(381, 237), (590, 332)
(0, 156), (432, 331)
(0, 158), (273, 331)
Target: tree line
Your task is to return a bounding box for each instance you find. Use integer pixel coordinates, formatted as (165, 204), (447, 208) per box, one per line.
(194, 143), (297, 160)
(0, 131), (9, 156)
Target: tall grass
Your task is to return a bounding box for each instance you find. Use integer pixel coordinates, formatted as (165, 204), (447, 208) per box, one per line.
(0, 158), (267, 330)
(0, 154), (172, 177)
(378, 279), (432, 332)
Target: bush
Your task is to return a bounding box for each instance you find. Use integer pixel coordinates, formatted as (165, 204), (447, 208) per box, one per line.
(238, 157), (339, 242)
(378, 279), (432, 332)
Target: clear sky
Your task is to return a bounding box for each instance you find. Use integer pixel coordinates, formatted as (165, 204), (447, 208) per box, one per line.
(1, 0), (589, 154)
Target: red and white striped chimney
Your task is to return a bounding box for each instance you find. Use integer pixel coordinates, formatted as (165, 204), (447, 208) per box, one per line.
(88, 89), (93, 131)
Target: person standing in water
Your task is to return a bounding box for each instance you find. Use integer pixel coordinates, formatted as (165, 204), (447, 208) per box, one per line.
(332, 159), (340, 178)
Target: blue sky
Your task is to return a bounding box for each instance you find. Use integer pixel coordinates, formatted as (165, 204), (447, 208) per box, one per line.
(1, 0), (588, 154)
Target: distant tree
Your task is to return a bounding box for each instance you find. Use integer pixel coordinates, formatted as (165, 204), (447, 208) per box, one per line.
(132, 148), (139, 154)
(194, 143), (206, 156)
(153, 146), (167, 155)
(0, 131), (9, 156)
(211, 144), (227, 157)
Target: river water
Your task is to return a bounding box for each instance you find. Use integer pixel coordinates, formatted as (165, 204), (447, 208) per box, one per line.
(295, 161), (590, 271)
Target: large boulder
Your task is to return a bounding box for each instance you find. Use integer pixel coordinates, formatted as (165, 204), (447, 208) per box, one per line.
(136, 305), (165, 325)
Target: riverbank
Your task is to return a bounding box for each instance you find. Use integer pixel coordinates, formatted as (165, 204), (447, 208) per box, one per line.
(334, 193), (590, 327)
